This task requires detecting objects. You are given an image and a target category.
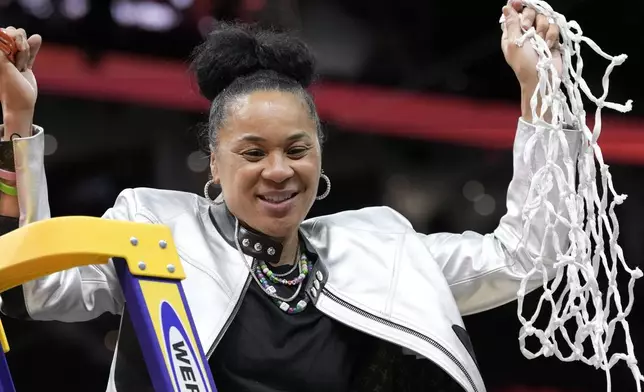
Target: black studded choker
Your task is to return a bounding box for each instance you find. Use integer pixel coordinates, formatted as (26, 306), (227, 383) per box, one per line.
(208, 203), (283, 264)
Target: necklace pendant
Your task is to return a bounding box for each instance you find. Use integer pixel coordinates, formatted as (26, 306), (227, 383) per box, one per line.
(266, 285), (277, 295)
(279, 301), (290, 312)
(296, 300), (307, 311)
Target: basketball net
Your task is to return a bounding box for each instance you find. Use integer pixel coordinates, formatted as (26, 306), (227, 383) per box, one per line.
(500, 2), (642, 391)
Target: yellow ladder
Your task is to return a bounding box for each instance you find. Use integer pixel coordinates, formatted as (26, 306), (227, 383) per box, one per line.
(0, 217), (217, 392)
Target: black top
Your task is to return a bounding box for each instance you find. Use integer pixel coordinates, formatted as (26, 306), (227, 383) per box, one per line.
(209, 262), (374, 392)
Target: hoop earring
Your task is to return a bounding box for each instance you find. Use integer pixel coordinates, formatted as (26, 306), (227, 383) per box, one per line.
(316, 170), (331, 201)
(204, 179), (222, 205)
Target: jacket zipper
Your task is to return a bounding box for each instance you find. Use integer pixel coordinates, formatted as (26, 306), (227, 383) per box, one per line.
(206, 275), (252, 358)
(322, 288), (479, 392)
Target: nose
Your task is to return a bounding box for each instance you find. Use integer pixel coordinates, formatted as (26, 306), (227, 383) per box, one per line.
(261, 154), (295, 184)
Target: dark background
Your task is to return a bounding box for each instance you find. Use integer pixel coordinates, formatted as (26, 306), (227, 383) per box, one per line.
(0, 0), (643, 391)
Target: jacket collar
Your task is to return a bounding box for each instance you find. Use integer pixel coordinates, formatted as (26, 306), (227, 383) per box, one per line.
(208, 201), (317, 264)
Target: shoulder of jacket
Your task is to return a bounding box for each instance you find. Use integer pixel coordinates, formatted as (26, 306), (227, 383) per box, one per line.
(113, 187), (207, 223)
(304, 206), (413, 234)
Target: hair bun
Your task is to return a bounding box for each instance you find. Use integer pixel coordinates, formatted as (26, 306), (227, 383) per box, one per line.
(191, 23), (315, 101)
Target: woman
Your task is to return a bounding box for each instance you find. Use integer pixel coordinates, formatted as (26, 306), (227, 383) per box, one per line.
(0, 2), (578, 392)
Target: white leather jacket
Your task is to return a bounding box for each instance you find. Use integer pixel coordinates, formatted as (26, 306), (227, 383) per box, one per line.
(0, 119), (581, 392)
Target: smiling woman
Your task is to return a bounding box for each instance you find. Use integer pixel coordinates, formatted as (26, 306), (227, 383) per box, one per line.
(209, 90), (321, 249)
(191, 24), (324, 263)
(0, 5), (596, 392)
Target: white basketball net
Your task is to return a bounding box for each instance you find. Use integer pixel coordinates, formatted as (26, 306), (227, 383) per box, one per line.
(501, 1), (643, 391)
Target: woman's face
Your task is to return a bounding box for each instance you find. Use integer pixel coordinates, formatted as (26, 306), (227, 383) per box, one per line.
(211, 90), (321, 239)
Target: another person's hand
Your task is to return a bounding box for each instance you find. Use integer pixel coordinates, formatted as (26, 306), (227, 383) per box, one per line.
(501, 0), (562, 94)
(0, 27), (41, 139)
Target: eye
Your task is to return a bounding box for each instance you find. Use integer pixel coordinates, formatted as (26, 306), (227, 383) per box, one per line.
(287, 146), (310, 158)
(241, 149), (266, 161)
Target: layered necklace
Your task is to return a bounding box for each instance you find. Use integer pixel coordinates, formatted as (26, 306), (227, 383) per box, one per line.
(234, 219), (313, 314)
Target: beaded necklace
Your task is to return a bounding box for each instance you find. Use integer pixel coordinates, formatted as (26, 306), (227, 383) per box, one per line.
(233, 218), (312, 314)
(254, 254), (313, 314)
(258, 252), (309, 286)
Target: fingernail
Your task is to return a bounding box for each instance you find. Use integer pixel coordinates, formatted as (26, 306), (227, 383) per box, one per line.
(502, 6), (510, 16)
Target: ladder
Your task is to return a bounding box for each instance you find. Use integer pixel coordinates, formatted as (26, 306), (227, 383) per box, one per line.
(0, 216), (218, 392)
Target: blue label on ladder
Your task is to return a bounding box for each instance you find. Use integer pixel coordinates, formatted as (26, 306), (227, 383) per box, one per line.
(161, 301), (212, 392)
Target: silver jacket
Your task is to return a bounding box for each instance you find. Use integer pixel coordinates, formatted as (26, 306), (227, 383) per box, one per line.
(1, 119), (581, 392)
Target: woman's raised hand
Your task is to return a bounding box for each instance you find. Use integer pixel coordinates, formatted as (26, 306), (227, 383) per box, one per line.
(0, 27), (42, 138)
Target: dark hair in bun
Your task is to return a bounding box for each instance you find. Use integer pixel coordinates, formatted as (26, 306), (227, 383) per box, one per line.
(190, 23), (322, 153)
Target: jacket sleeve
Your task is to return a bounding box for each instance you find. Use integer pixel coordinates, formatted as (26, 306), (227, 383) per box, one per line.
(0, 126), (145, 322)
(421, 118), (582, 316)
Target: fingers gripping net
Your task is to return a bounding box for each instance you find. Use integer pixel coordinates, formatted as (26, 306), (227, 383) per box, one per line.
(504, 2), (643, 390)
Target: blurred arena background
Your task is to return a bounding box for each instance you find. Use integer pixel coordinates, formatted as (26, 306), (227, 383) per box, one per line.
(0, 0), (643, 391)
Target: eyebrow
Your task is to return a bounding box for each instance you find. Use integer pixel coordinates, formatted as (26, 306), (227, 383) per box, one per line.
(237, 132), (311, 143)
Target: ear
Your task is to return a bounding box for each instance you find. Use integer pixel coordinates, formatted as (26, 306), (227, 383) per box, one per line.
(210, 153), (220, 184)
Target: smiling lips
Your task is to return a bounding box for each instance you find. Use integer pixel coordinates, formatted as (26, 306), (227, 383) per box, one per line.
(257, 192), (299, 216)
(258, 192), (298, 204)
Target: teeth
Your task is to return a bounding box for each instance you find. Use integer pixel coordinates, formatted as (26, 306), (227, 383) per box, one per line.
(263, 194), (292, 203)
